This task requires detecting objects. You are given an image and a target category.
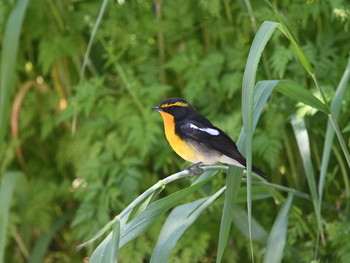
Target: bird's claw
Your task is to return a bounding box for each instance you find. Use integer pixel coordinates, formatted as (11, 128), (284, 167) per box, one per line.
(185, 162), (204, 178)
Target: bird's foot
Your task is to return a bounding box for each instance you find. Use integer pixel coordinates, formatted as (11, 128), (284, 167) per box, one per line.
(185, 162), (204, 178)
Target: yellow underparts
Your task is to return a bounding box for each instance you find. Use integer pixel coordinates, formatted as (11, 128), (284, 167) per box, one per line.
(159, 111), (203, 163)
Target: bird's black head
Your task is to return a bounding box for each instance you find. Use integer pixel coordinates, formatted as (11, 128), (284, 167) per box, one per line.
(151, 98), (196, 120)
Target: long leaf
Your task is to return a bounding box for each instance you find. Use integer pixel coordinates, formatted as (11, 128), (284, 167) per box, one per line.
(0, 0), (31, 147)
(216, 167), (242, 263)
(291, 116), (324, 249)
(263, 193), (294, 263)
(119, 171), (217, 247)
(29, 214), (70, 263)
(242, 21), (278, 259)
(89, 220), (120, 263)
(319, 56), (350, 201)
(217, 80), (276, 262)
(89, 171), (218, 260)
(0, 172), (22, 263)
(275, 80), (328, 114)
(264, 0), (313, 74)
(150, 187), (225, 262)
(232, 205), (268, 245)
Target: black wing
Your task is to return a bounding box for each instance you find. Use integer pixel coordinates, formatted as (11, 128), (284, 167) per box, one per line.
(177, 115), (247, 166)
(178, 114), (266, 179)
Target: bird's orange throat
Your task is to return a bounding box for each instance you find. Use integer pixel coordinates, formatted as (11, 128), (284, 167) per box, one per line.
(159, 111), (175, 133)
(158, 111), (200, 162)
(159, 111), (180, 146)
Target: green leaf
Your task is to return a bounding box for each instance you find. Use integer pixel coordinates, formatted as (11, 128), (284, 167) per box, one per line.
(151, 187), (225, 263)
(319, 56), (350, 201)
(263, 193), (294, 263)
(265, 0), (314, 74)
(0, 172), (22, 263)
(119, 171), (217, 247)
(29, 214), (70, 263)
(89, 220), (120, 263)
(275, 80), (329, 114)
(291, 116), (324, 250)
(128, 187), (164, 222)
(150, 187), (225, 262)
(0, 0), (31, 147)
(242, 21), (279, 259)
(232, 205), (268, 245)
(87, 171), (217, 262)
(217, 80), (277, 262)
(216, 167), (242, 263)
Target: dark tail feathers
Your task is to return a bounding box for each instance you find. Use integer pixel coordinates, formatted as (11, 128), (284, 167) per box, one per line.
(252, 165), (266, 179)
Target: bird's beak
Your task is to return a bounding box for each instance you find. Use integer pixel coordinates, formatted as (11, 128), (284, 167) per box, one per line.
(151, 106), (162, 111)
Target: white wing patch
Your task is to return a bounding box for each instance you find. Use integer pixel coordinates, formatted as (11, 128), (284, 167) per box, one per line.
(189, 123), (220, 136)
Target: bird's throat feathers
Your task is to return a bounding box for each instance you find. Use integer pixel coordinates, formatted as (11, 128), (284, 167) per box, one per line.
(159, 111), (200, 162)
(159, 111), (176, 136)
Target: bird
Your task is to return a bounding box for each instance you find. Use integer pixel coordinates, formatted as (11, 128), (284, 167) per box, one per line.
(151, 98), (266, 179)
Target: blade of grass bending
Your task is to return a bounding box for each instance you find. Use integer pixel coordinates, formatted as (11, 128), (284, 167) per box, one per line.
(86, 171), (219, 263)
(264, 0), (313, 75)
(89, 220), (120, 263)
(319, 55), (350, 201)
(79, 169), (222, 250)
(242, 21), (278, 261)
(29, 214), (70, 263)
(150, 187), (226, 263)
(217, 80), (277, 262)
(0, 0), (31, 147)
(0, 172), (22, 263)
(263, 193), (294, 263)
(128, 187), (164, 222)
(275, 80), (328, 114)
(291, 116), (324, 250)
(119, 171), (218, 247)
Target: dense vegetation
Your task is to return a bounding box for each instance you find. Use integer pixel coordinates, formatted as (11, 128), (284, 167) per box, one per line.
(1, 0), (350, 262)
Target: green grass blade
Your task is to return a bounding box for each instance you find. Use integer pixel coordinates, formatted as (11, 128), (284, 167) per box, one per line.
(80, 0), (109, 79)
(0, 0), (31, 147)
(119, 171), (217, 247)
(0, 172), (22, 263)
(217, 80), (276, 262)
(151, 187), (225, 262)
(319, 56), (350, 201)
(29, 214), (70, 263)
(110, 220), (120, 263)
(263, 193), (294, 263)
(291, 116), (324, 249)
(242, 21), (278, 260)
(89, 219), (120, 263)
(328, 115), (350, 172)
(216, 167), (242, 263)
(264, 0), (313, 74)
(150, 198), (207, 262)
(232, 205), (268, 245)
(275, 80), (329, 114)
(128, 187), (164, 222)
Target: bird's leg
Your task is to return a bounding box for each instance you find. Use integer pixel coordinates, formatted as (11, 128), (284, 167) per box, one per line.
(185, 162), (204, 178)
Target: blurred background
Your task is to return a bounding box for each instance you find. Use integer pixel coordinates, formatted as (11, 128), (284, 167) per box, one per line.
(1, 0), (350, 262)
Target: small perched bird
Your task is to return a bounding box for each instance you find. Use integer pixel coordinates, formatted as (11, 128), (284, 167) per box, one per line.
(152, 98), (266, 179)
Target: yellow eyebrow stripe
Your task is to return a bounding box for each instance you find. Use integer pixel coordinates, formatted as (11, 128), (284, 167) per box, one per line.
(161, 102), (188, 108)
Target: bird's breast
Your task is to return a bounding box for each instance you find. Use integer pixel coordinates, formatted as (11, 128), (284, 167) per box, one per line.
(159, 112), (207, 163)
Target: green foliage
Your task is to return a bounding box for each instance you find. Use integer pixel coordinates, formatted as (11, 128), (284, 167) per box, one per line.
(327, 220), (350, 263)
(1, 0), (350, 262)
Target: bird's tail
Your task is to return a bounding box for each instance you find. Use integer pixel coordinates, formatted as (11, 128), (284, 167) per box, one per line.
(252, 165), (266, 179)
